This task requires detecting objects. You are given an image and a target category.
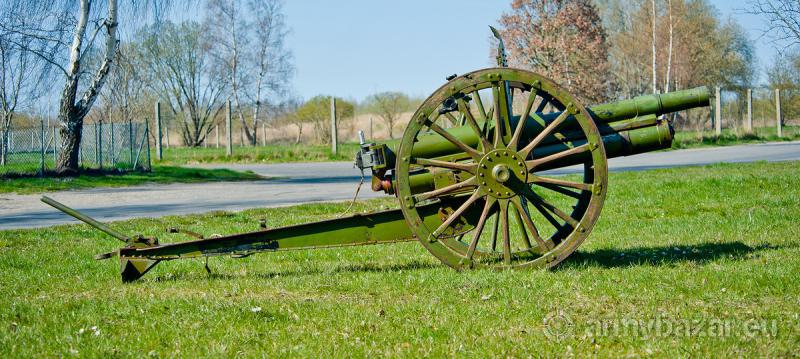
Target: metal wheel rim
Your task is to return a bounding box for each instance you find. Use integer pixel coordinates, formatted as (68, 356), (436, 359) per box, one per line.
(396, 68), (608, 269)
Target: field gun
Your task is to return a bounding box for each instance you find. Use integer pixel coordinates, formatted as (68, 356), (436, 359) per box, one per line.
(43, 33), (711, 282)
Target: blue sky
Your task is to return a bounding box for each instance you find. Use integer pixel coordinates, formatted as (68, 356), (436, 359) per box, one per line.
(282, 0), (778, 102)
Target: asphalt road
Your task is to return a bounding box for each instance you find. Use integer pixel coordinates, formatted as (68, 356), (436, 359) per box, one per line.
(2, 141), (799, 230)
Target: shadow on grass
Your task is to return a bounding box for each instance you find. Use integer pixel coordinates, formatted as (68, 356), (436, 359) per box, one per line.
(561, 241), (781, 269)
(150, 259), (441, 283)
(145, 242), (783, 283)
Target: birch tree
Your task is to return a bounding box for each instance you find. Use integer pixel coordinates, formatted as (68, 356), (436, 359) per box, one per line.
(651, 0), (658, 93)
(54, 0), (119, 173)
(0, 1), (55, 165)
(206, 0), (292, 146)
(664, 0), (673, 93)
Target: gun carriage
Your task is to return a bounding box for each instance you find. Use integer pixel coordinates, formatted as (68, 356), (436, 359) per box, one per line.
(44, 29), (710, 282)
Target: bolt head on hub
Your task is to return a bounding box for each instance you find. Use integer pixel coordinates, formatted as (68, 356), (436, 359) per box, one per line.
(492, 164), (511, 183)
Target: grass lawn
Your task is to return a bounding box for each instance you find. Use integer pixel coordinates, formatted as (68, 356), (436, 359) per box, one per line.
(671, 125), (800, 149)
(155, 143), (362, 165)
(1, 161), (799, 356)
(0, 165), (263, 195)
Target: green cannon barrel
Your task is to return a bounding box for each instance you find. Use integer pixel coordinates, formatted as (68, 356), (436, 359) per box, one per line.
(406, 117), (674, 194)
(406, 86), (709, 160)
(587, 86), (710, 123)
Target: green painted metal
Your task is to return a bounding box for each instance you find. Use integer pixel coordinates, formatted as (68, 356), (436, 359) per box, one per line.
(404, 115), (669, 195)
(378, 87), (707, 161)
(395, 67), (609, 270)
(41, 196), (130, 243)
(42, 62), (710, 282)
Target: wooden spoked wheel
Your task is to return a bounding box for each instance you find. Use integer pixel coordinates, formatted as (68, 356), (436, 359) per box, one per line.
(396, 68), (608, 269)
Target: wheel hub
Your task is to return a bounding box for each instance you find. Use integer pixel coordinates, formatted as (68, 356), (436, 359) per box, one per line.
(477, 149), (527, 199)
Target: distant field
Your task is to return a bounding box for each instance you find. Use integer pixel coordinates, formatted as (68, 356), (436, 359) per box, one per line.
(1, 161), (798, 356)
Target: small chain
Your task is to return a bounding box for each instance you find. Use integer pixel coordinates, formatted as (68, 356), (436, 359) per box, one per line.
(338, 169), (365, 217)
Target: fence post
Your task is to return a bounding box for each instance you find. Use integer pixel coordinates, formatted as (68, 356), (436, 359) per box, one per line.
(226, 100), (232, 156)
(155, 101), (163, 161)
(215, 125), (220, 149)
(746, 88), (753, 132)
(145, 120), (152, 171)
(330, 96), (338, 155)
(98, 121), (103, 168)
(165, 123), (170, 149)
(110, 121), (115, 166)
(40, 120), (45, 176)
(714, 87), (722, 136)
(94, 122), (99, 166)
(52, 127), (57, 164)
(128, 119), (134, 164)
(775, 88), (783, 137)
(262, 122), (267, 146)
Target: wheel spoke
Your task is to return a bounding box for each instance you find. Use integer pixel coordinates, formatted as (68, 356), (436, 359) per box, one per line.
(498, 200), (511, 264)
(511, 201), (532, 251)
(472, 90), (487, 120)
(529, 175), (592, 191)
(490, 211), (499, 251)
(466, 197), (496, 260)
(457, 98), (493, 151)
(483, 107), (495, 134)
(519, 110), (570, 157)
(508, 89), (539, 150)
(431, 191), (483, 238)
(413, 157), (477, 174)
(534, 181), (583, 199)
(500, 199), (512, 265)
(523, 189), (579, 228)
(530, 199), (562, 230)
(443, 112), (459, 127)
(511, 197), (554, 252)
(413, 177), (477, 202)
(492, 84), (513, 148)
(525, 143), (589, 170)
(534, 95), (549, 114)
(427, 120), (482, 160)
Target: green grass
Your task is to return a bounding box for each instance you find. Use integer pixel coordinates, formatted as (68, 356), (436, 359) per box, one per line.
(672, 125), (800, 149)
(1, 161), (799, 356)
(155, 143), (362, 165)
(0, 165), (263, 194)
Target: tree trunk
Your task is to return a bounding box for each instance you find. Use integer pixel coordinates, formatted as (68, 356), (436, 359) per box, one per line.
(55, 0), (118, 173)
(664, 0), (673, 93)
(1, 117), (9, 166)
(651, 0), (658, 94)
(0, 111), (14, 166)
(252, 101), (261, 146)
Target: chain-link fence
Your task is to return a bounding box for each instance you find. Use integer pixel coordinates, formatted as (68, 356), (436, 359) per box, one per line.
(715, 87), (800, 135)
(0, 120), (151, 177)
